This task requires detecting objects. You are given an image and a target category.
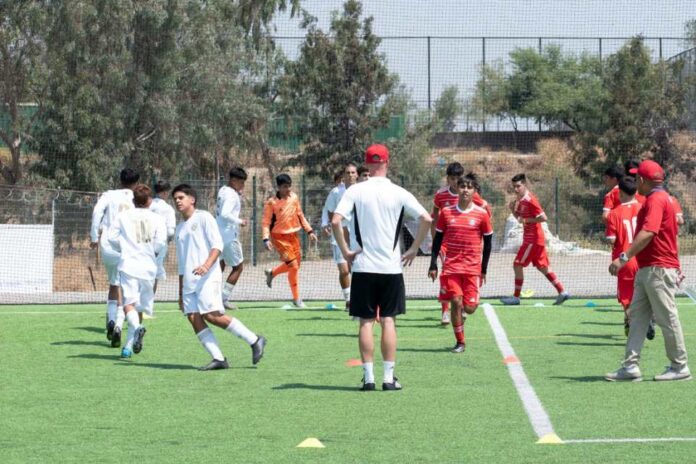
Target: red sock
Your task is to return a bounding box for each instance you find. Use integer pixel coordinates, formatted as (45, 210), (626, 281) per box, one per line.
(546, 272), (564, 293)
(441, 301), (449, 313)
(288, 265), (300, 300)
(272, 262), (290, 277)
(453, 323), (465, 344)
(514, 279), (523, 298)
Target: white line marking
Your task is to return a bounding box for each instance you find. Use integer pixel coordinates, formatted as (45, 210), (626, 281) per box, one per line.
(564, 437), (696, 444)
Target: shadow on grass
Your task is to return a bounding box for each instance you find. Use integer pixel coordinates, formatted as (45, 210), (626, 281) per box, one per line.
(51, 340), (108, 347)
(550, 375), (608, 382)
(556, 341), (625, 347)
(556, 333), (623, 340)
(272, 383), (359, 392)
(594, 308), (623, 313)
(73, 326), (104, 334)
(580, 321), (622, 326)
(399, 347), (451, 353)
(399, 324), (450, 330)
(291, 316), (341, 322)
(296, 333), (355, 338)
(67, 353), (198, 370)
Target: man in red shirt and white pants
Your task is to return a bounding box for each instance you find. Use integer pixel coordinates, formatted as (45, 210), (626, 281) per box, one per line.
(606, 160), (690, 382)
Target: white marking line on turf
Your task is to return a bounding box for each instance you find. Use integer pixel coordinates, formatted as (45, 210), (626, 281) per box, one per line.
(564, 437), (696, 444)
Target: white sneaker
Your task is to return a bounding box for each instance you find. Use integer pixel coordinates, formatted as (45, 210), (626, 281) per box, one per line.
(654, 366), (692, 381)
(292, 299), (307, 309)
(605, 365), (642, 382)
(441, 311), (451, 325)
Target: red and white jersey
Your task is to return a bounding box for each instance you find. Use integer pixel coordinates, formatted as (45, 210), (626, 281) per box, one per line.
(515, 192), (545, 246)
(603, 186), (621, 212)
(605, 200), (641, 261)
(435, 204), (493, 276)
(433, 187), (492, 217)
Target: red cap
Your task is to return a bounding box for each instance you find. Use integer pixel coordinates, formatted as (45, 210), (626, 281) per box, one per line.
(365, 144), (389, 164)
(629, 160), (664, 181)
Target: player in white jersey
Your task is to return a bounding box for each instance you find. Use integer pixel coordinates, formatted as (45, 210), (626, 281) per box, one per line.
(149, 180), (176, 291)
(321, 163), (358, 309)
(108, 184), (167, 358)
(216, 167), (248, 310)
(90, 168), (140, 347)
(172, 184), (266, 370)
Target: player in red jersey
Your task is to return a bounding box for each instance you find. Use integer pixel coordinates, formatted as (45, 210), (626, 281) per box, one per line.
(429, 174), (493, 353)
(500, 174), (570, 305)
(602, 166), (624, 221)
(605, 176), (643, 336)
(624, 160), (646, 204)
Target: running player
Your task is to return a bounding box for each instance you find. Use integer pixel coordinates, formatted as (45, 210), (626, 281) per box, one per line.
(602, 166), (624, 221)
(90, 168), (140, 346)
(149, 180), (176, 293)
(500, 173), (570, 305)
(173, 184), (266, 370)
(108, 184), (167, 358)
(262, 174), (318, 308)
(429, 175), (493, 353)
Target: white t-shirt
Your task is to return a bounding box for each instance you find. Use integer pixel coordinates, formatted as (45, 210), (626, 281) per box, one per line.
(334, 176), (427, 274)
(216, 185), (243, 242)
(108, 208), (167, 280)
(149, 197), (176, 240)
(322, 183), (346, 245)
(176, 210), (224, 294)
(90, 189), (134, 242)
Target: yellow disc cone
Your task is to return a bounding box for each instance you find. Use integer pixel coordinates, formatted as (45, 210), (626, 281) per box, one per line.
(297, 438), (325, 448)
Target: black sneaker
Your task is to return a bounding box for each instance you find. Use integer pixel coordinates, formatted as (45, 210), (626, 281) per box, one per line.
(133, 327), (147, 354)
(111, 326), (122, 348)
(199, 358), (229, 371)
(382, 377), (402, 391)
(251, 336), (266, 365)
(647, 320), (656, 341)
(360, 378), (376, 391)
(451, 343), (466, 353)
(106, 320), (115, 341)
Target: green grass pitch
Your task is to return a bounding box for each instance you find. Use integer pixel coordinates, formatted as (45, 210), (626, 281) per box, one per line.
(2, 297), (695, 463)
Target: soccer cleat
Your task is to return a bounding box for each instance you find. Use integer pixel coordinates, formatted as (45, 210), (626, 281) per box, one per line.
(382, 377), (402, 391)
(199, 358), (229, 371)
(223, 300), (238, 310)
(441, 311), (451, 325)
(111, 326), (122, 348)
(604, 365), (642, 382)
(553, 292), (570, 306)
(500, 296), (520, 305)
(345, 300), (350, 312)
(646, 320), (656, 341)
(120, 347), (132, 358)
(360, 379), (376, 391)
(132, 327), (147, 354)
(654, 366), (692, 381)
(106, 320), (115, 341)
(292, 299), (307, 309)
(451, 343), (466, 353)
(251, 336), (266, 365)
(264, 269), (273, 288)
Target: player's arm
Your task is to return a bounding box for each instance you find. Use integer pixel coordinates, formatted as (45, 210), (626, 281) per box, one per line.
(166, 207), (176, 241)
(297, 198), (316, 241)
(221, 192), (244, 226)
(178, 275), (184, 312)
(481, 233), (493, 284)
(153, 219), (167, 256)
(609, 229), (655, 276)
(261, 199), (273, 249)
(521, 211), (547, 224)
(428, 230), (443, 281)
(90, 193), (108, 246)
(430, 205), (440, 238)
(321, 193), (332, 235)
(403, 212), (432, 266)
(195, 214), (223, 275)
(604, 213), (617, 245)
(107, 216), (122, 252)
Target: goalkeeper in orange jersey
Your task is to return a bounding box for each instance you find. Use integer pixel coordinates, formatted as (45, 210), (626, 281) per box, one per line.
(262, 174), (317, 308)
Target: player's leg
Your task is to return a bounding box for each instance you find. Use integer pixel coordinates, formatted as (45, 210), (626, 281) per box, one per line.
(222, 240), (244, 309)
(182, 292), (228, 370)
(501, 248), (526, 305)
(438, 274), (451, 325)
(377, 274), (405, 390)
(204, 311), (266, 365)
(287, 259), (303, 307)
(450, 296), (465, 352)
(338, 262), (351, 310)
(131, 278), (154, 354)
(535, 248), (570, 305)
(351, 272), (378, 390)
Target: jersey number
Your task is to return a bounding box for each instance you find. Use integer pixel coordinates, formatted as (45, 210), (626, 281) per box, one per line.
(622, 218), (637, 244)
(134, 219), (153, 243)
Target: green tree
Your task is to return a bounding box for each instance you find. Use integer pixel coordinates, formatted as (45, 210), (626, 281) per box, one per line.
(433, 85), (462, 132)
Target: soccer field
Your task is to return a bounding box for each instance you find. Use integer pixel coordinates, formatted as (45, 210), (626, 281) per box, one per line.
(3, 298), (696, 463)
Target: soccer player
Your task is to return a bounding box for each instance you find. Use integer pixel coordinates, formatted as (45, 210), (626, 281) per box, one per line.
(90, 168), (140, 347)
(322, 163), (359, 310)
(624, 160), (646, 204)
(108, 184), (167, 358)
(601, 165), (624, 221)
(604, 176), (642, 336)
(429, 175), (493, 353)
(216, 167), (248, 310)
(332, 144), (431, 391)
(357, 165), (370, 182)
(262, 174), (318, 308)
(149, 180), (176, 293)
(500, 174), (570, 305)
(606, 160), (690, 382)
(172, 184), (266, 370)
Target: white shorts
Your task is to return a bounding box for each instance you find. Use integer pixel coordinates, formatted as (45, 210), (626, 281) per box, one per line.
(221, 239), (243, 267)
(120, 272), (155, 315)
(156, 246), (168, 280)
(332, 243), (346, 265)
(100, 239), (121, 286)
(182, 278), (224, 315)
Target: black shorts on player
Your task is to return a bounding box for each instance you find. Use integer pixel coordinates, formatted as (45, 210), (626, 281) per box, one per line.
(350, 272), (406, 319)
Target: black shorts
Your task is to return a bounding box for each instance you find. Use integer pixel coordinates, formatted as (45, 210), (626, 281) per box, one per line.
(350, 272), (406, 319)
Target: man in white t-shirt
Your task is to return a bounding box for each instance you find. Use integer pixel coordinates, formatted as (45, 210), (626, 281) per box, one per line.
(321, 163), (358, 309)
(332, 144), (432, 391)
(149, 180), (176, 291)
(90, 168), (140, 347)
(172, 184), (266, 371)
(216, 167), (248, 310)
(108, 184), (167, 358)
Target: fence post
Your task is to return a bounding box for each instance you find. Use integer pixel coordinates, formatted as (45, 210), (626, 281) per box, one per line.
(554, 177), (560, 237)
(252, 175), (257, 267)
(538, 37), (543, 132)
(482, 37), (486, 132)
(427, 36), (431, 111)
(659, 37), (663, 60)
(301, 174), (307, 257)
(598, 37), (602, 63)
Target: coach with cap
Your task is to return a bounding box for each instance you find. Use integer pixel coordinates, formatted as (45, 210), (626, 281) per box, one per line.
(605, 160), (690, 382)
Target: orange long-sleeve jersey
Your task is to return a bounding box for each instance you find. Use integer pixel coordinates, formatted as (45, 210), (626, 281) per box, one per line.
(262, 191), (313, 239)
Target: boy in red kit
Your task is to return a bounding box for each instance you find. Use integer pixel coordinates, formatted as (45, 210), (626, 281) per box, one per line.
(602, 166), (624, 221)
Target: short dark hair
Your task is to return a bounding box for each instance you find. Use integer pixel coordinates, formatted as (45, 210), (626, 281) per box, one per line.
(604, 166), (625, 180)
(618, 176), (637, 196)
(511, 173), (527, 184)
(154, 180), (171, 194)
(172, 183), (197, 205)
(333, 172), (343, 183)
(446, 162), (465, 177)
(457, 173), (480, 192)
(624, 159), (640, 178)
(229, 167), (248, 181)
(132, 184), (153, 207)
(357, 166), (369, 176)
(276, 173), (292, 187)
(120, 168), (140, 186)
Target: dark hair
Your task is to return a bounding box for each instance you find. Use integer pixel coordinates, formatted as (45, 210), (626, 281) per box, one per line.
(604, 166), (625, 179)
(172, 184), (197, 205)
(276, 173), (292, 187)
(132, 184), (153, 207)
(333, 172), (343, 183)
(624, 159), (640, 178)
(120, 168), (140, 186)
(229, 167), (248, 181)
(618, 176), (637, 196)
(446, 162), (465, 177)
(357, 166), (369, 176)
(154, 180), (171, 194)
(511, 173), (527, 183)
(457, 173), (480, 192)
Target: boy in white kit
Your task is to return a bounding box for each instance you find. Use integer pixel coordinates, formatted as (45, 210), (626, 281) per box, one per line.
(173, 184), (266, 370)
(90, 168), (140, 347)
(108, 184), (167, 358)
(149, 180), (177, 291)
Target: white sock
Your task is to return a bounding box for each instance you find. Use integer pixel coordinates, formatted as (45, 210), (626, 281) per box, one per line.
(107, 300), (118, 322)
(115, 306), (125, 329)
(342, 287), (350, 302)
(124, 311), (140, 350)
(223, 282), (235, 300)
(226, 318), (258, 345)
(363, 362), (375, 384)
(197, 328), (224, 361)
(383, 361), (395, 384)
(462, 312), (468, 320)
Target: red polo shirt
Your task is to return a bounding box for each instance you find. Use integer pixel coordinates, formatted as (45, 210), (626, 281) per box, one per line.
(635, 189), (680, 269)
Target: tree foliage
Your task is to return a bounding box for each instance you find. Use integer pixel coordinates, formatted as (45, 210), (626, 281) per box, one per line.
(433, 85), (462, 132)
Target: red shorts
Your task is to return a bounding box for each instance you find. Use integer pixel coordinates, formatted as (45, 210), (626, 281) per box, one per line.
(514, 243), (549, 268)
(438, 274), (451, 302)
(616, 259), (638, 309)
(442, 274), (480, 307)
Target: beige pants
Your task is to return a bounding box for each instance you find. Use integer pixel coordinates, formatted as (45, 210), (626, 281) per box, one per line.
(623, 266), (688, 370)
